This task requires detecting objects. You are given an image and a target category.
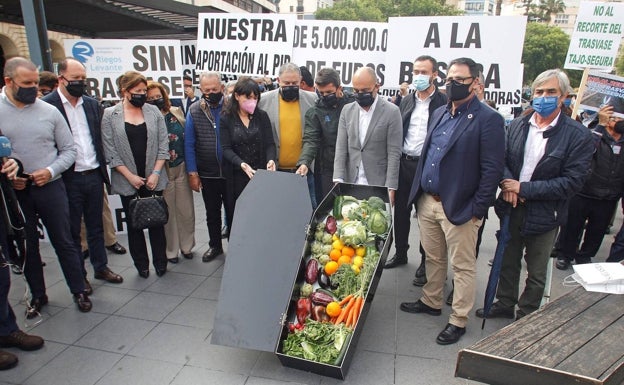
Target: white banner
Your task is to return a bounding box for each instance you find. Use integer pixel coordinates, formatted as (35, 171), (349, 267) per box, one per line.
(292, 20), (388, 87)
(386, 16), (527, 107)
(564, 1), (624, 72)
(195, 13), (296, 77)
(64, 39), (184, 101)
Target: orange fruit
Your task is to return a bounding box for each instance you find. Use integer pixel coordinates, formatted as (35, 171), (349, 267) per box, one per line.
(325, 261), (339, 275)
(342, 246), (355, 257)
(331, 239), (344, 250)
(338, 255), (351, 266)
(326, 302), (341, 317)
(355, 246), (366, 257)
(329, 249), (342, 261)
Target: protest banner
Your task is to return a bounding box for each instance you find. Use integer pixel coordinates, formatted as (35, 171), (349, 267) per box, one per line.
(385, 16), (527, 107)
(564, 1), (624, 72)
(578, 71), (624, 118)
(195, 13), (296, 77)
(64, 39), (184, 101)
(292, 20), (388, 87)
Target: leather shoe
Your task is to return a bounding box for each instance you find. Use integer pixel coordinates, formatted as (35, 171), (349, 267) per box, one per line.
(412, 275), (427, 287)
(0, 350), (18, 370)
(105, 242), (127, 255)
(384, 254), (407, 269)
(445, 289), (454, 306)
(168, 257), (179, 264)
(94, 268), (123, 283)
(202, 247), (223, 262)
(0, 330), (44, 351)
(182, 252), (194, 260)
(84, 279), (93, 295)
(138, 269), (150, 278)
(555, 257), (572, 270)
(26, 295), (48, 319)
(155, 268), (167, 277)
(414, 262), (426, 278)
(475, 302), (515, 319)
(400, 299), (441, 315)
(436, 323), (466, 345)
(73, 293), (92, 313)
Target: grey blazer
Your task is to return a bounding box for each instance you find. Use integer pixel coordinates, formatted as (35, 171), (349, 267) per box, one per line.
(101, 102), (170, 196)
(258, 88), (317, 165)
(333, 96), (402, 190)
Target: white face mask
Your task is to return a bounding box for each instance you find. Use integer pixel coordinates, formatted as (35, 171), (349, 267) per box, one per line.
(412, 74), (431, 92)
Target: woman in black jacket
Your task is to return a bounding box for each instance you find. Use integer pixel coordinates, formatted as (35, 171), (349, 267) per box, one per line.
(220, 77), (276, 228)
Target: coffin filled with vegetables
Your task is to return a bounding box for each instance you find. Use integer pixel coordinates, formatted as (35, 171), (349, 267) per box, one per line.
(211, 171), (392, 379)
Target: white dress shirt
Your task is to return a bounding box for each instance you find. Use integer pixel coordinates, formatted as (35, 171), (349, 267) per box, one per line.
(355, 96), (379, 185)
(519, 112), (561, 182)
(403, 89), (434, 156)
(60, 91), (99, 172)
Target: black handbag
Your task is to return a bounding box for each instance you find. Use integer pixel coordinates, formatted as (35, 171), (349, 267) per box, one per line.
(128, 194), (169, 230)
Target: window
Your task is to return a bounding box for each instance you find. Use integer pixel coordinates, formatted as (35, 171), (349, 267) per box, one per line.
(554, 14), (569, 24)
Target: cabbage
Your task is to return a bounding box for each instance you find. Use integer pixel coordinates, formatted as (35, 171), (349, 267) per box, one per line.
(368, 210), (388, 235)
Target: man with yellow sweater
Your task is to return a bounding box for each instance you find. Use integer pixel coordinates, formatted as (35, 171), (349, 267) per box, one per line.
(258, 63), (318, 206)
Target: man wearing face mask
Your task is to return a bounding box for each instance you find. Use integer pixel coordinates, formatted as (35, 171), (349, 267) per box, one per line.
(184, 71), (228, 263)
(385, 55), (447, 276)
(400, 58), (504, 345)
(475, 69), (593, 321)
(258, 63), (317, 207)
(0, 57), (92, 315)
(333, 67), (402, 203)
(43, 57), (124, 291)
(296, 68), (355, 199)
(555, 104), (624, 270)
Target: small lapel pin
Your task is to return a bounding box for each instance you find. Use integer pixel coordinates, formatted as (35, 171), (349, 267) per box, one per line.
(467, 114), (473, 119)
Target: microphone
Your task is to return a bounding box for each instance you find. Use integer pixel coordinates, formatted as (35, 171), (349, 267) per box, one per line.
(0, 136), (11, 163)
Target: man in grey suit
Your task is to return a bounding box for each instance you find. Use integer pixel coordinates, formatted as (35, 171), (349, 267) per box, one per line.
(258, 63), (318, 206)
(333, 67), (402, 204)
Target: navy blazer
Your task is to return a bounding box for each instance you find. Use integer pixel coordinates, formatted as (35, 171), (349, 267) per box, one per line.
(42, 90), (110, 185)
(408, 96), (505, 225)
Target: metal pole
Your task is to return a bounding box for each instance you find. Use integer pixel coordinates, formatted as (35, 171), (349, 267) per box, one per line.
(19, 0), (53, 71)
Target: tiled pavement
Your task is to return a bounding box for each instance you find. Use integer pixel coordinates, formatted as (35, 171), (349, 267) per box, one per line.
(3, 192), (618, 385)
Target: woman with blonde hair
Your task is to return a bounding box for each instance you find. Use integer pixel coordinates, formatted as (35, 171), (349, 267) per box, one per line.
(102, 71), (169, 278)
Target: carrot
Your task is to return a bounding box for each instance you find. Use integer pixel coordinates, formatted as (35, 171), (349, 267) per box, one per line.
(351, 296), (363, 325)
(345, 305), (354, 327)
(335, 296), (355, 324)
(339, 294), (354, 307)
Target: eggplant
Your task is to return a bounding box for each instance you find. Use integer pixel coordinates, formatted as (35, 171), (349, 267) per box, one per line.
(317, 270), (332, 289)
(305, 259), (319, 284)
(325, 215), (337, 235)
(310, 290), (334, 306)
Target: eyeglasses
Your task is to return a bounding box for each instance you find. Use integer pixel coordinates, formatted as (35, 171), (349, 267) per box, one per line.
(445, 76), (473, 85)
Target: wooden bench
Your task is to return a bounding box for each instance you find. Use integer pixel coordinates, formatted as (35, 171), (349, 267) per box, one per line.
(456, 287), (624, 385)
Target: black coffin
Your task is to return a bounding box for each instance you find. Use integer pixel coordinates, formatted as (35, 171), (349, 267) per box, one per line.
(211, 171), (393, 379)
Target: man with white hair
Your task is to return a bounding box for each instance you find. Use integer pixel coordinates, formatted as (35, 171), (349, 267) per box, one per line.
(476, 69), (594, 320)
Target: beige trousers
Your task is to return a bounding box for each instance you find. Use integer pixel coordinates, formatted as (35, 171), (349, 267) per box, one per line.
(80, 186), (118, 251)
(163, 162), (196, 259)
(417, 194), (481, 328)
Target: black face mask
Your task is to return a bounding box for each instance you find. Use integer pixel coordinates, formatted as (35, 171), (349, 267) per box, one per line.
(129, 93), (147, 108)
(14, 85), (38, 104)
(445, 80), (473, 101)
(614, 120), (624, 134)
(147, 97), (167, 111)
(65, 80), (86, 97)
(319, 92), (338, 108)
(355, 92), (375, 108)
(280, 85), (299, 102)
(203, 92), (222, 106)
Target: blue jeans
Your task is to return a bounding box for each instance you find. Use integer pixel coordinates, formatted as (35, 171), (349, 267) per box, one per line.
(16, 179), (86, 298)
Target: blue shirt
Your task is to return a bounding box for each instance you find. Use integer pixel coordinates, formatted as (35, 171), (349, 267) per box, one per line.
(420, 101), (471, 194)
(184, 101), (222, 173)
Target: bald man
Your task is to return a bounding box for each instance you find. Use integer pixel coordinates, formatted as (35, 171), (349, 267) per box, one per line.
(333, 67), (402, 202)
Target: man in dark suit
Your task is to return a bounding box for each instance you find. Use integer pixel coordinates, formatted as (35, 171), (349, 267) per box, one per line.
(400, 58), (505, 345)
(384, 56), (448, 278)
(43, 58), (123, 293)
(332, 67), (402, 199)
(171, 75), (198, 116)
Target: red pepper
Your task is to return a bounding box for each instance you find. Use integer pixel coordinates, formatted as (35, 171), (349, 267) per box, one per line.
(296, 298), (311, 324)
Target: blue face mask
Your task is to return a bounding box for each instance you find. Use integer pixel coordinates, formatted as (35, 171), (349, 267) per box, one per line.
(532, 96), (560, 117)
(563, 98), (572, 107)
(412, 74), (431, 92)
